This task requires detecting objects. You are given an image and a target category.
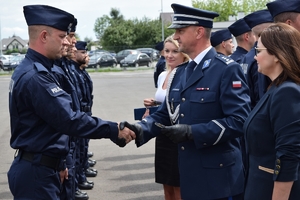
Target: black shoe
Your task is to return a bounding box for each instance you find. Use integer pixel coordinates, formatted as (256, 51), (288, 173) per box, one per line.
(88, 159), (96, 167)
(77, 189), (87, 195)
(88, 168), (98, 173)
(85, 168), (97, 177)
(86, 180), (94, 185)
(75, 190), (89, 200)
(78, 181), (94, 190)
(87, 151), (93, 158)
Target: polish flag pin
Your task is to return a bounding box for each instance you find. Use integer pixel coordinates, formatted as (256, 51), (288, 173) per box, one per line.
(232, 81), (242, 88)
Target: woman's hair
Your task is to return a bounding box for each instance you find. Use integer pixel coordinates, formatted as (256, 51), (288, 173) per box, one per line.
(164, 34), (189, 71)
(260, 22), (300, 86)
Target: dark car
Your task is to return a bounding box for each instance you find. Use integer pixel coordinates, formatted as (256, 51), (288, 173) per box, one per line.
(88, 53), (117, 68)
(136, 48), (159, 61)
(120, 53), (152, 67)
(115, 49), (140, 64)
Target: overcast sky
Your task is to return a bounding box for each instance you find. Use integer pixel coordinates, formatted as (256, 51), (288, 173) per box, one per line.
(0, 0), (192, 41)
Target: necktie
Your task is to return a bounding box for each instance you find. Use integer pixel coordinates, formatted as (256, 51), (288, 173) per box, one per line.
(186, 61), (197, 81)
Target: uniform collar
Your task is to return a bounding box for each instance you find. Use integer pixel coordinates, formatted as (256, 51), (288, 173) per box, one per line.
(27, 48), (54, 70)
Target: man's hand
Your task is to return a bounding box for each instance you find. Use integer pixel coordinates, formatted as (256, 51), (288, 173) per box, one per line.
(59, 168), (68, 184)
(116, 121), (136, 147)
(161, 124), (193, 143)
(119, 121), (144, 147)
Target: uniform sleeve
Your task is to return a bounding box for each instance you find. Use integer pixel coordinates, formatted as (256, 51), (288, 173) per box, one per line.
(137, 99), (171, 146)
(27, 73), (119, 141)
(192, 62), (251, 149)
(270, 83), (300, 181)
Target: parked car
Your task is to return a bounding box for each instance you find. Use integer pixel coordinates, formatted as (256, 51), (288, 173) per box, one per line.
(2, 54), (25, 71)
(88, 49), (111, 57)
(0, 60), (3, 70)
(120, 53), (152, 67)
(88, 53), (117, 68)
(136, 48), (160, 61)
(115, 49), (140, 64)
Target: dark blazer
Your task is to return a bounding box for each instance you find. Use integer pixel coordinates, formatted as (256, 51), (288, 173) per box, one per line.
(139, 48), (251, 199)
(243, 81), (300, 200)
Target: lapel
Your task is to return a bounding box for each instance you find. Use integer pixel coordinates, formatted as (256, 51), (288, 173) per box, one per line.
(244, 85), (275, 135)
(181, 48), (217, 92)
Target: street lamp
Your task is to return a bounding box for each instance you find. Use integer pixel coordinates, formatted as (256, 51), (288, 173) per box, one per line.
(161, 0), (164, 41)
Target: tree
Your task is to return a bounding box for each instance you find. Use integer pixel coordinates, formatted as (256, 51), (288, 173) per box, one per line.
(192, 0), (272, 21)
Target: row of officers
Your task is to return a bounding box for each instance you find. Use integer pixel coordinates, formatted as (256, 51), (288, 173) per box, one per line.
(7, 1), (300, 200)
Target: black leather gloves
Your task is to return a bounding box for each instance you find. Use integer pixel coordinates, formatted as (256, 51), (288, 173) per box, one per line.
(115, 137), (126, 148)
(119, 121), (144, 147)
(161, 124), (193, 143)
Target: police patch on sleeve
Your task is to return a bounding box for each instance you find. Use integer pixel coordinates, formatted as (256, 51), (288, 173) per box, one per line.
(46, 84), (65, 97)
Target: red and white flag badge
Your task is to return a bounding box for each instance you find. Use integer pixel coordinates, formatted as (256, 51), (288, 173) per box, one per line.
(232, 81), (242, 88)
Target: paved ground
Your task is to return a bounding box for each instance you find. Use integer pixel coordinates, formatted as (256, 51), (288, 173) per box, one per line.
(0, 68), (165, 200)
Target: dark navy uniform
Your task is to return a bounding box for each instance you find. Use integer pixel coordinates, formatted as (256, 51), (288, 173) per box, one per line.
(137, 46), (251, 199)
(153, 56), (165, 88)
(242, 10), (273, 109)
(242, 44), (271, 109)
(153, 41), (165, 88)
(129, 4), (251, 199)
(228, 18), (252, 66)
(230, 46), (248, 64)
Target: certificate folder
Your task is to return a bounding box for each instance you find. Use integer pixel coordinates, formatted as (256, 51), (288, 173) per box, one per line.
(134, 106), (159, 120)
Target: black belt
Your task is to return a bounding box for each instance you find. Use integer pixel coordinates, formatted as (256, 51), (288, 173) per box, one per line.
(20, 151), (61, 170)
(81, 106), (91, 112)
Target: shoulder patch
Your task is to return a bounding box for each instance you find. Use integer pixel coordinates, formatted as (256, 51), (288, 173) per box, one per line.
(215, 54), (234, 65)
(46, 84), (65, 97)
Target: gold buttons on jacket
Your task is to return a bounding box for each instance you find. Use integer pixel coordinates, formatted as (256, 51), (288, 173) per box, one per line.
(276, 159), (281, 164)
(276, 165), (280, 170)
(275, 170), (279, 175)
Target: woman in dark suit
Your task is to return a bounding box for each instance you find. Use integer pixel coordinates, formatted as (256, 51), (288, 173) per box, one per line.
(243, 23), (300, 200)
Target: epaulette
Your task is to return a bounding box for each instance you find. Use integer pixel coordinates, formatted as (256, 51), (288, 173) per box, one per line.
(215, 54), (234, 65)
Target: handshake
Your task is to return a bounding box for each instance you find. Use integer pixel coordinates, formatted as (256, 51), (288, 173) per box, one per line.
(115, 121), (193, 147)
(115, 121), (143, 147)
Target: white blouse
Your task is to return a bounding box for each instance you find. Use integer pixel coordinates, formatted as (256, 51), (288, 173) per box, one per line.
(154, 71), (167, 103)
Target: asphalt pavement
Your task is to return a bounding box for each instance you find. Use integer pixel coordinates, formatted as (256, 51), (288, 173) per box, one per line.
(0, 68), (165, 200)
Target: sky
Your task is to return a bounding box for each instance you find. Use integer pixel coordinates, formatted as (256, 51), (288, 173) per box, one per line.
(0, 0), (193, 41)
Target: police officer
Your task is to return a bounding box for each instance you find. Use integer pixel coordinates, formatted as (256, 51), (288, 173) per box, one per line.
(267, 0), (300, 31)
(228, 18), (256, 66)
(210, 29), (234, 56)
(124, 3), (250, 200)
(52, 17), (89, 200)
(153, 41), (165, 88)
(7, 5), (135, 199)
(241, 10), (273, 109)
(71, 41), (96, 194)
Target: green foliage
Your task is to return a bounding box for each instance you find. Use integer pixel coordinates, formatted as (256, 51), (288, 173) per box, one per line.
(93, 8), (175, 52)
(5, 48), (26, 55)
(192, 0), (272, 21)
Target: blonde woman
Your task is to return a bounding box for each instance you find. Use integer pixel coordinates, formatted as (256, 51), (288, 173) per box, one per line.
(143, 35), (189, 200)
